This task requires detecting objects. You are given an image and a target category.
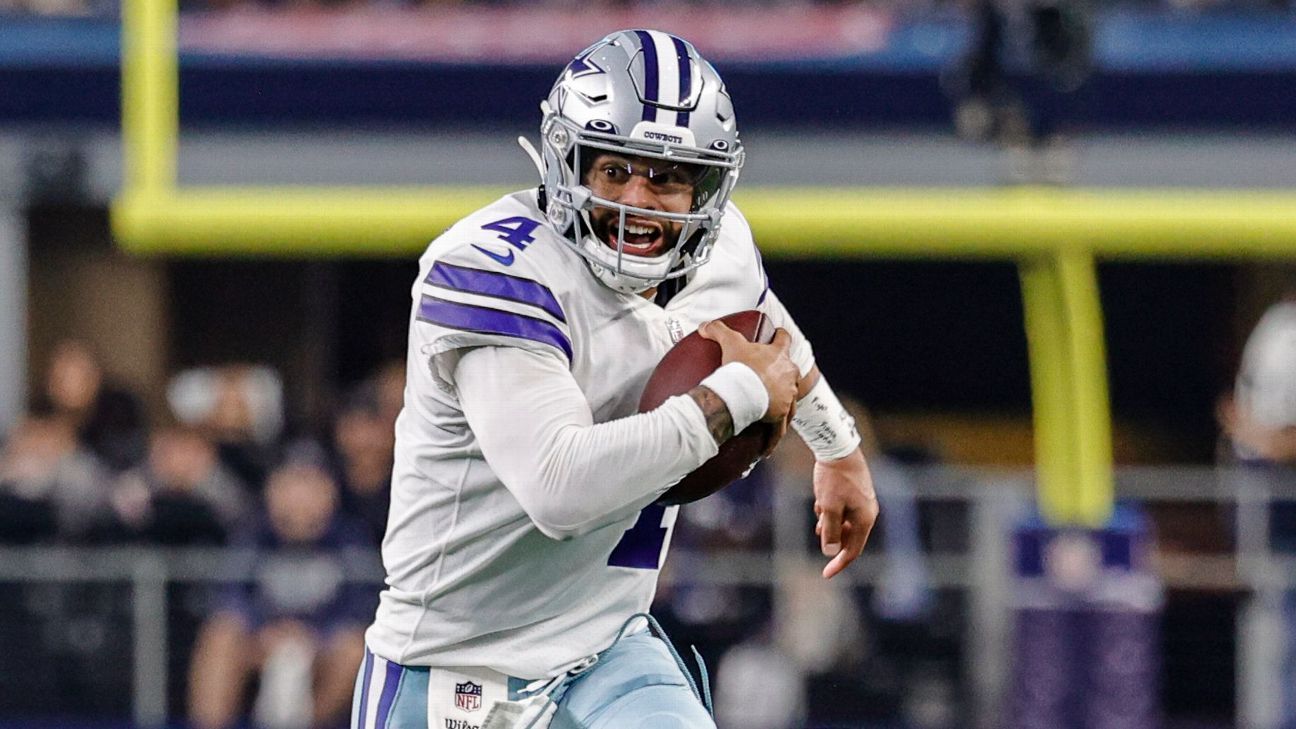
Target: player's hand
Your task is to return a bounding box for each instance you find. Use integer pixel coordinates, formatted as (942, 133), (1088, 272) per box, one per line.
(698, 321), (799, 423)
(813, 449), (878, 579)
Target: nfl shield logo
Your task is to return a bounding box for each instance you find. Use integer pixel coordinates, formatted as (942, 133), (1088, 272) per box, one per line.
(454, 681), (482, 712)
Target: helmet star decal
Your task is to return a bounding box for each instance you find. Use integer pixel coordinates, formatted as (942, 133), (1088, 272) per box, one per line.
(565, 44), (608, 81)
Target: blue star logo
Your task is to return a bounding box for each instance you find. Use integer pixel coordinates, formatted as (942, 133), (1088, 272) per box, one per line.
(566, 45), (607, 80)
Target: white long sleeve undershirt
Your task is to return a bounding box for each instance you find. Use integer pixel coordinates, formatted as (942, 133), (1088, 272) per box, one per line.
(452, 345), (721, 540)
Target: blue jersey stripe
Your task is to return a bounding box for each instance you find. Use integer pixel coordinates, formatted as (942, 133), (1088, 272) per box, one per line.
(635, 29), (659, 122)
(671, 35), (692, 127)
(426, 261), (566, 323)
(418, 295), (573, 361)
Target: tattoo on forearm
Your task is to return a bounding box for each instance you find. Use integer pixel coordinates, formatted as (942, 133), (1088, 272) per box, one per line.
(689, 386), (735, 445)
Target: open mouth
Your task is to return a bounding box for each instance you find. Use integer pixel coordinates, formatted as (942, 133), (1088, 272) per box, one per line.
(607, 219), (667, 257)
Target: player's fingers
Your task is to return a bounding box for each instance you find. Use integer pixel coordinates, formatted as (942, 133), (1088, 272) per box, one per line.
(697, 319), (739, 344)
(823, 522), (864, 579)
(771, 327), (793, 353)
(843, 518), (869, 558)
(851, 502), (878, 549)
(824, 499), (878, 579)
(817, 506), (843, 558)
(823, 546), (851, 579)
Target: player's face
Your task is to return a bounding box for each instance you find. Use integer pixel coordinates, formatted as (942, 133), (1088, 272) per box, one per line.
(584, 152), (699, 258)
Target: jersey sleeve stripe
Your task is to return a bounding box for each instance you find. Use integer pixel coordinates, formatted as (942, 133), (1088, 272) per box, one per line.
(418, 295), (573, 361)
(426, 261), (566, 323)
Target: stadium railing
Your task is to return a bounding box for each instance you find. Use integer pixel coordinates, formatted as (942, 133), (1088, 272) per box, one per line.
(0, 464), (1288, 729)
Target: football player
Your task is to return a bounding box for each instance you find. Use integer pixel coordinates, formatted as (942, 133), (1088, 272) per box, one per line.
(1219, 298), (1296, 728)
(352, 29), (878, 729)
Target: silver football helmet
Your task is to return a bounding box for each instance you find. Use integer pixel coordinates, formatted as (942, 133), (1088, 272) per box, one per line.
(524, 29), (745, 294)
(1237, 301), (1296, 429)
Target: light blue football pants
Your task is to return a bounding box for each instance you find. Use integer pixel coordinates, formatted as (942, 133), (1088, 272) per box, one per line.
(351, 631), (715, 729)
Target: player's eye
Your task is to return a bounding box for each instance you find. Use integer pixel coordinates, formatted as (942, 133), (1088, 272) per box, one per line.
(600, 163), (631, 183)
(647, 165), (694, 189)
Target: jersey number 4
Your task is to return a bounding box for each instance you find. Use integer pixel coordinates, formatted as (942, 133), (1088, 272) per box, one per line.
(473, 216), (542, 266)
(607, 504), (674, 570)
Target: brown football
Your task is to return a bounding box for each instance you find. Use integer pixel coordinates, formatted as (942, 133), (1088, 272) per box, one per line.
(638, 310), (778, 505)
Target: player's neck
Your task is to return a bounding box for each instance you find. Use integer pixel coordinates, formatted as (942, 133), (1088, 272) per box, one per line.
(638, 287), (657, 300)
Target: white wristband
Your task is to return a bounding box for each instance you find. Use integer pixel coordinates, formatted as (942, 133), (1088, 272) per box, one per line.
(699, 362), (769, 434)
(791, 377), (861, 461)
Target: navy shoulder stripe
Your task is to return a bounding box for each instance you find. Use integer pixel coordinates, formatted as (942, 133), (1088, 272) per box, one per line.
(425, 261), (565, 323)
(418, 295), (573, 362)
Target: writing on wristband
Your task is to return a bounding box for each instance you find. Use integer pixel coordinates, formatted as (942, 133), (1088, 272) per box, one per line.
(791, 379), (861, 461)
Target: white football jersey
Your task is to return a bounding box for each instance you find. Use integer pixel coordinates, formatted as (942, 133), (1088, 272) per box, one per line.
(365, 190), (813, 679)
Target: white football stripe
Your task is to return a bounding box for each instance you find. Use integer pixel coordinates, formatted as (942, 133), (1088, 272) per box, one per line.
(364, 654), (387, 729)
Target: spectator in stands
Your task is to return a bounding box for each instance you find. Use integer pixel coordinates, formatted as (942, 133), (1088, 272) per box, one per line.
(1218, 295), (1296, 728)
(169, 364), (284, 489)
(187, 448), (376, 729)
(713, 624), (805, 729)
(45, 338), (148, 473)
(331, 383), (393, 545)
(371, 359), (405, 442)
(0, 398), (111, 543)
(107, 423), (252, 545)
(1220, 297), (1296, 468)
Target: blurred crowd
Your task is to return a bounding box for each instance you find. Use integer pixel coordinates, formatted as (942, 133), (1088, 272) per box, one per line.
(660, 397), (950, 729)
(0, 338), (952, 729)
(0, 340), (399, 729)
(0, 339), (399, 550)
(4, 309), (1285, 728)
